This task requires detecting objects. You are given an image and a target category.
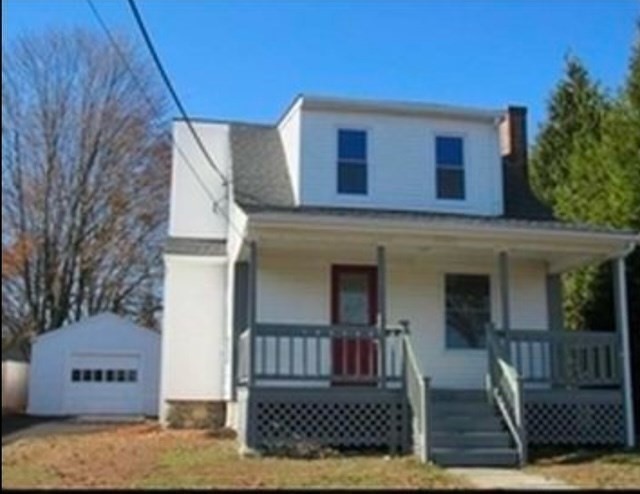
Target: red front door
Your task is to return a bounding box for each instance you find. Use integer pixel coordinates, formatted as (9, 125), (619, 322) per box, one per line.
(331, 265), (378, 384)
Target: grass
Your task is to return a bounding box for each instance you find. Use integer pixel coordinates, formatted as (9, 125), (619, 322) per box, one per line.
(8, 423), (637, 489)
(0, 463), (59, 486)
(2, 424), (466, 489)
(527, 447), (640, 489)
(140, 441), (462, 489)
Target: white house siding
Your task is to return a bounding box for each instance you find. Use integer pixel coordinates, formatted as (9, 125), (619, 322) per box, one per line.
(160, 255), (228, 423)
(299, 109), (503, 216)
(256, 247), (548, 389)
(278, 101), (302, 204)
(169, 121), (231, 239)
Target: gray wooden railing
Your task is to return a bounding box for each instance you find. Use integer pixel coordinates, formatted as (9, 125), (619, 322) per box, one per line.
(495, 328), (621, 388)
(237, 323), (405, 386)
(487, 324), (527, 466)
(402, 324), (431, 463)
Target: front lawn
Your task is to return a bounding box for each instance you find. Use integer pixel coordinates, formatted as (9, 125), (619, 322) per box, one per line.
(527, 447), (640, 489)
(1, 423), (466, 489)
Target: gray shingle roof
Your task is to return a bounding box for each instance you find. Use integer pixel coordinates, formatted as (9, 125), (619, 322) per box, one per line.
(229, 124), (295, 208)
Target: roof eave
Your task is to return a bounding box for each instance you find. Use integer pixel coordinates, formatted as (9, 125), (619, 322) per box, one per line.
(298, 94), (504, 122)
(246, 209), (640, 252)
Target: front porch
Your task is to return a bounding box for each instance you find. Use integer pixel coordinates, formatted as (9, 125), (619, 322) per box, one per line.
(236, 321), (626, 464)
(231, 213), (636, 466)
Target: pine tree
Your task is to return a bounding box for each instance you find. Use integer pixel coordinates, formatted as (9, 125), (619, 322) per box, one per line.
(628, 21), (640, 110)
(531, 30), (640, 331)
(530, 56), (608, 209)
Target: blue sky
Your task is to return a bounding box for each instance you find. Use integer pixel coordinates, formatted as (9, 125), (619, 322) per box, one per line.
(3, 1), (638, 133)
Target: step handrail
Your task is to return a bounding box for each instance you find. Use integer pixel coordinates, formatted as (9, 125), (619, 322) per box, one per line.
(401, 321), (431, 463)
(486, 323), (527, 466)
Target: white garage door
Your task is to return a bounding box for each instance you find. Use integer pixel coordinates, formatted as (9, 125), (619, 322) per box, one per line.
(63, 353), (143, 415)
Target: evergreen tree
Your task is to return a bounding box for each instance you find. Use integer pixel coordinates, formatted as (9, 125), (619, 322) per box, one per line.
(628, 22), (640, 110)
(531, 31), (640, 332)
(530, 56), (608, 208)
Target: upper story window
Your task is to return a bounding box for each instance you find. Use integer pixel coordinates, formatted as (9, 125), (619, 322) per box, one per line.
(445, 274), (490, 349)
(337, 129), (367, 195)
(435, 135), (465, 200)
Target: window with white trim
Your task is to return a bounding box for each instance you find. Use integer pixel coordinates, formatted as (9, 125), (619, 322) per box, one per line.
(435, 135), (465, 200)
(445, 274), (490, 349)
(337, 129), (367, 194)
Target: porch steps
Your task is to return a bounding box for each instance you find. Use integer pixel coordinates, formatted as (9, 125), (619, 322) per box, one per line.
(429, 390), (518, 467)
(430, 447), (519, 467)
(432, 431), (512, 448)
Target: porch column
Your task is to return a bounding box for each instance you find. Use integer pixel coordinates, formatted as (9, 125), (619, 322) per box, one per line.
(247, 241), (257, 386)
(498, 251), (511, 331)
(546, 271), (564, 388)
(377, 245), (387, 388)
(613, 255), (636, 448)
(546, 273), (564, 331)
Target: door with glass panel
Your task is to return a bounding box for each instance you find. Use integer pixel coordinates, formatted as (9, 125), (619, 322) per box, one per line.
(331, 265), (378, 384)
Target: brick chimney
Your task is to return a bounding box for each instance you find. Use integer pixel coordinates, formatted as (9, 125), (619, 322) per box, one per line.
(499, 106), (553, 220)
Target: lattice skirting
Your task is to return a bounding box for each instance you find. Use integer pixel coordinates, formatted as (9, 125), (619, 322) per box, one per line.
(525, 390), (625, 446)
(245, 387), (408, 452)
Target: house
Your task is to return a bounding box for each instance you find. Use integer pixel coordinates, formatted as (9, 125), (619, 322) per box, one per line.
(28, 313), (160, 417)
(160, 94), (638, 466)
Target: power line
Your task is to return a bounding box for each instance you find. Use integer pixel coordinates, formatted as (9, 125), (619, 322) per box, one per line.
(91, 0), (270, 212)
(125, 0), (249, 242)
(126, 0), (229, 188)
(86, 0), (218, 205)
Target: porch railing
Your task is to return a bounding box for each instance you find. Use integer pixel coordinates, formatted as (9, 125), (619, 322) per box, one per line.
(494, 328), (621, 388)
(487, 325), (527, 466)
(237, 323), (405, 386)
(486, 324), (623, 465)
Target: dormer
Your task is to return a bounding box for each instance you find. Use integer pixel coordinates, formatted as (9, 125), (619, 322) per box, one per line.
(273, 95), (547, 218)
(168, 95), (552, 244)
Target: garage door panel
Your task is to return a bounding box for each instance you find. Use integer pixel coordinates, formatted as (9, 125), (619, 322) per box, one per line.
(64, 353), (143, 415)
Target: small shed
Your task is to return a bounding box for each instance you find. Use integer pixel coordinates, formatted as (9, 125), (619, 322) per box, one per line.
(27, 313), (160, 416)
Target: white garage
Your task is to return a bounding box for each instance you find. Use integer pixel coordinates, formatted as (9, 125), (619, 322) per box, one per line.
(27, 313), (160, 417)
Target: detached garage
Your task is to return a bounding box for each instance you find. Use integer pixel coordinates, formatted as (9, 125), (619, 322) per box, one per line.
(27, 313), (160, 416)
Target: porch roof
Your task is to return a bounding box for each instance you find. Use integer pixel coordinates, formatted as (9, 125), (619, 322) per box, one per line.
(243, 205), (638, 273)
(243, 204), (637, 237)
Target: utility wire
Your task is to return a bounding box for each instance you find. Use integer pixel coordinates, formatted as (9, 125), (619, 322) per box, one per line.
(86, 0), (218, 204)
(92, 0), (270, 211)
(127, 0), (229, 188)
(124, 0), (249, 242)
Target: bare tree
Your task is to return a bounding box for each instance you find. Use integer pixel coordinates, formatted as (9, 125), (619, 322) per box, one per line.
(2, 29), (170, 357)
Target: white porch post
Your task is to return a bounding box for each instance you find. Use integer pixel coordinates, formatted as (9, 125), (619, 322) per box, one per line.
(613, 255), (636, 448)
(377, 245), (387, 388)
(498, 251), (511, 331)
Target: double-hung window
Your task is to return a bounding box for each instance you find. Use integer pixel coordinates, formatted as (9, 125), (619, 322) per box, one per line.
(445, 274), (490, 349)
(337, 129), (367, 195)
(435, 135), (465, 200)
